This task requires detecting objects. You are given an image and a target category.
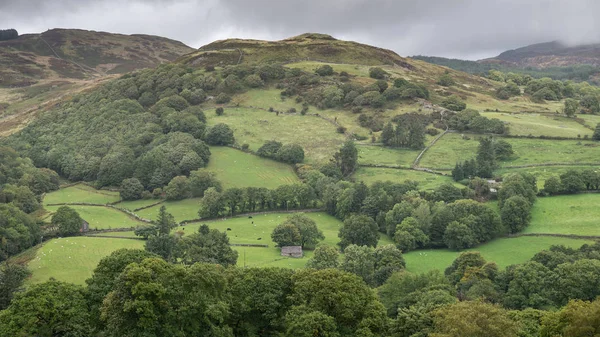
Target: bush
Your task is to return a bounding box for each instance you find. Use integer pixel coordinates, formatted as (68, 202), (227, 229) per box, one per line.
(205, 65), (215, 72)
(215, 107), (224, 116)
(215, 93), (231, 104)
(241, 143), (249, 151)
(257, 140), (283, 158)
(315, 65), (334, 76)
(120, 178), (144, 201)
(437, 74), (455, 87)
(369, 67), (388, 79)
(441, 95), (467, 111)
(337, 126), (347, 134)
(426, 128), (440, 136)
(205, 123), (235, 145)
(244, 74), (264, 88)
(52, 206), (83, 236)
(276, 144), (305, 164)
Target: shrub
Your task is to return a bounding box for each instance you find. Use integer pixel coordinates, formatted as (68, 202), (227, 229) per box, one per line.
(441, 95), (467, 111)
(369, 67), (388, 79)
(205, 123), (235, 145)
(244, 74), (264, 88)
(315, 65), (334, 76)
(120, 178), (144, 201)
(215, 93), (231, 104)
(276, 144), (305, 164)
(205, 65), (215, 72)
(216, 107), (224, 116)
(337, 126), (347, 134)
(241, 143), (250, 151)
(437, 74), (455, 87)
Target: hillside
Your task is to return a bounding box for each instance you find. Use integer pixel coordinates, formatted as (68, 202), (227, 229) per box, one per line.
(178, 33), (415, 69)
(485, 40), (600, 68)
(0, 28), (194, 136)
(0, 28), (194, 87)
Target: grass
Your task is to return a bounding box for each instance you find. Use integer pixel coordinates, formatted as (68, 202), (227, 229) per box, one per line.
(403, 236), (593, 274)
(205, 107), (346, 164)
(353, 167), (458, 190)
(207, 147), (299, 189)
(526, 194), (600, 236)
(43, 184), (120, 205)
(357, 144), (420, 168)
(577, 113), (600, 129)
(45, 205), (146, 230)
(480, 112), (591, 138)
(420, 133), (600, 169)
(180, 212), (393, 269)
(238, 88), (303, 112)
(136, 198), (203, 223)
(114, 199), (162, 212)
(27, 237), (144, 285)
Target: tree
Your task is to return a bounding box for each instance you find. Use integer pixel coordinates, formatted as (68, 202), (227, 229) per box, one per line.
(85, 249), (157, 330)
(441, 95), (467, 111)
(373, 244), (406, 287)
(593, 123), (600, 141)
(444, 221), (477, 250)
(276, 144), (305, 164)
(501, 195), (532, 233)
(271, 223), (302, 247)
(306, 244), (340, 269)
(198, 187), (225, 218)
(432, 301), (519, 337)
(120, 178), (144, 200)
(338, 214), (379, 250)
(164, 175), (190, 200)
(0, 264), (29, 310)
(563, 98), (580, 117)
(381, 122), (395, 146)
(342, 245), (376, 286)
(282, 214), (324, 248)
(499, 261), (554, 310)
(0, 29), (18, 41)
(369, 67), (388, 79)
(101, 259), (231, 337)
(560, 170), (585, 193)
(155, 205), (177, 235)
(0, 280), (92, 337)
(51, 206), (83, 236)
(244, 74), (264, 87)
(0, 204), (39, 261)
(180, 225), (238, 266)
(257, 140), (283, 158)
(216, 107), (224, 115)
(145, 234), (179, 262)
(544, 175), (562, 195)
(438, 73), (455, 87)
(315, 65), (334, 76)
(335, 141), (358, 177)
(285, 307), (340, 337)
(188, 169), (222, 197)
(204, 123), (235, 145)
(394, 217), (429, 252)
(290, 268), (388, 336)
(540, 298), (600, 337)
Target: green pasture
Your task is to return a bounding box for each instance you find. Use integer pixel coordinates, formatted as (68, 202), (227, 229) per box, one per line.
(464, 92), (564, 114)
(207, 147), (299, 189)
(526, 194), (600, 236)
(420, 132), (600, 169)
(577, 113), (600, 129)
(404, 236), (593, 274)
(206, 107), (346, 163)
(357, 144), (420, 168)
(114, 199), (163, 212)
(27, 237), (144, 285)
(45, 205), (146, 230)
(136, 198), (203, 223)
(238, 88), (303, 112)
(353, 167), (457, 190)
(481, 112), (591, 138)
(43, 184), (120, 205)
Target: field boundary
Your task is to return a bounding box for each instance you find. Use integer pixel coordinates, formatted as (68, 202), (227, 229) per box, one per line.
(46, 202), (153, 224)
(414, 128), (449, 168)
(181, 208), (324, 224)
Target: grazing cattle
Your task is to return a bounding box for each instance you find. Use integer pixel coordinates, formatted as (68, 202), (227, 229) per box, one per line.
(227, 228), (232, 231)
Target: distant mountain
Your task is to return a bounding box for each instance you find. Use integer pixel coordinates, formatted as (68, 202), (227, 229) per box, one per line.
(0, 28), (194, 87)
(482, 41), (600, 68)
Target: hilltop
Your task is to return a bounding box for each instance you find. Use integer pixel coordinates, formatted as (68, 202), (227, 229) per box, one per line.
(0, 28), (194, 86)
(178, 33), (415, 69)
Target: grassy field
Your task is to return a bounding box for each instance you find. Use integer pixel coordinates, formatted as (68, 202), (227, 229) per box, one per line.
(45, 205), (146, 230)
(481, 112), (591, 138)
(27, 237), (144, 285)
(353, 167), (458, 190)
(526, 194), (600, 236)
(404, 236), (593, 274)
(237, 88), (304, 112)
(576, 113), (600, 129)
(136, 198), (203, 222)
(207, 147), (299, 189)
(205, 107), (346, 164)
(114, 199), (162, 211)
(420, 133), (600, 169)
(43, 184), (120, 205)
(357, 144), (420, 168)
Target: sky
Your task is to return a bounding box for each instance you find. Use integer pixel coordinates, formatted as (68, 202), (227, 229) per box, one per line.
(2, 0), (600, 60)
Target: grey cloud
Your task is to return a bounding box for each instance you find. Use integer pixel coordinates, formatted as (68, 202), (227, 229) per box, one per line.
(1, 0), (599, 59)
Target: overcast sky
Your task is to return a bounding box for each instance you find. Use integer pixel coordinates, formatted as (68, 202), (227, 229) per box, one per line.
(2, 0), (600, 60)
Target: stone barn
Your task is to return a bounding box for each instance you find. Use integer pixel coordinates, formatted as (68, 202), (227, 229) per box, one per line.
(80, 220), (89, 233)
(281, 246), (303, 258)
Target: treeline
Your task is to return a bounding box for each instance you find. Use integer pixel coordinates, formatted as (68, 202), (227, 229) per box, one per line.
(0, 147), (60, 261)
(412, 55), (600, 82)
(542, 168), (600, 195)
(380, 113), (427, 149)
(0, 29), (18, 41)
(452, 137), (514, 179)
(4, 241), (600, 336)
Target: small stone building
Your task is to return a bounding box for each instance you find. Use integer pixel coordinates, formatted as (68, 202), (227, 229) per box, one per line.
(80, 220), (89, 233)
(281, 246), (303, 258)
